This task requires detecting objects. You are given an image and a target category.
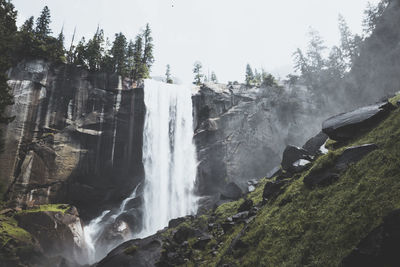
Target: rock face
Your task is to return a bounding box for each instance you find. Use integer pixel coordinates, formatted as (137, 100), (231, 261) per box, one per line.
(0, 60), (145, 219)
(193, 83), (326, 196)
(322, 102), (394, 141)
(342, 209), (400, 267)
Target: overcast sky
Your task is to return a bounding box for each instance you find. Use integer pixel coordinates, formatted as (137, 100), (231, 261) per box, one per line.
(13, 0), (380, 83)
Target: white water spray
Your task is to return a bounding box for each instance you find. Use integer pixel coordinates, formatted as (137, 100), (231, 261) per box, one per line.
(140, 79), (198, 237)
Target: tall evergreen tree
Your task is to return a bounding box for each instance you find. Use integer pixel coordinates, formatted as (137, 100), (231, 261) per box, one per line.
(74, 37), (87, 67)
(165, 64), (173, 84)
(126, 40), (135, 78)
(142, 23), (154, 78)
(86, 27), (105, 71)
(111, 32), (128, 75)
(132, 34), (145, 80)
(193, 61), (203, 85)
(245, 64), (254, 86)
(35, 6), (51, 40)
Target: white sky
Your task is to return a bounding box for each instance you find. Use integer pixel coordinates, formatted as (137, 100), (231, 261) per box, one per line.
(13, 0), (380, 83)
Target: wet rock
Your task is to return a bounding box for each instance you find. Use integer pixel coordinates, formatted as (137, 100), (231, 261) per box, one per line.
(262, 180), (288, 202)
(248, 206), (259, 217)
(173, 226), (196, 244)
(267, 166), (282, 179)
(336, 144), (378, 171)
(168, 217), (186, 228)
(192, 235), (212, 250)
(247, 179), (258, 192)
(302, 131), (329, 156)
(14, 205), (86, 261)
(342, 209), (400, 267)
(221, 222), (235, 233)
(322, 102), (394, 141)
(96, 236), (163, 267)
(291, 159), (312, 173)
(220, 182), (242, 200)
(281, 145), (312, 172)
(238, 199), (253, 212)
(232, 211), (249, 222)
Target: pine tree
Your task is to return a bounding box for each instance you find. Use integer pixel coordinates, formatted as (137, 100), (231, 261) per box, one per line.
(165, 64), (173, 84)
(132, 34), (145, 80)
(126, 40), (135, 78)
(16, 16), (35, 60)
(111, 32), (128, 75)
(211, 71), (218, 83)
(338, 14), (361, 68)
(54, 27), (65, 62)
(86, 27), (105, 71)
(142, 23), (154, 78)
(35, 6), (52, 40)
(193, 61), (203, 85)
(74, 37), (87, 67)
(245, 64), (254, 86)
(21, 16), (34, 32)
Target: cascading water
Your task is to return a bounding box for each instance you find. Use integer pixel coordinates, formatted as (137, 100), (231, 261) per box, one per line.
(82, 79), (198, 264)
(139, 79), (198, 237)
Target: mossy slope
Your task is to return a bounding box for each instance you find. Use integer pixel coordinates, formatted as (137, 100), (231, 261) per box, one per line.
(170, 99), (400, 267)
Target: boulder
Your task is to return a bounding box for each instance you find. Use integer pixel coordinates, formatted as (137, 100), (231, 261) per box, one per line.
(302, 131), (329, 156)
(322, 102), (394, 141)
(14, 205), (86, 261)
(220, 182), (242, 200)
(192, 234), (212, 250)
(168, 217), (186, 228)
(336, 144), (378, 171)
(342, 209), (400, 267)
(238, 199), (254, 212)
(173, 226), (196, 244)
(232, 211), (249, 222)
(96, 235), (163, 267)
(281, 145), (312, 172)
(262, 180), (288, 202)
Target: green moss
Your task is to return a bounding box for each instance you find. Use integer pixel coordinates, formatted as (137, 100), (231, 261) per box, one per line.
(124, 245), (138, 255)
(389, 94), (400, 106)
(18, 204), (70, 214)
(0, 215), (34, 249)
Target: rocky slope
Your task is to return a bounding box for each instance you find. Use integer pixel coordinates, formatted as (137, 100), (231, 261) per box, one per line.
(97, 95), (400, 267)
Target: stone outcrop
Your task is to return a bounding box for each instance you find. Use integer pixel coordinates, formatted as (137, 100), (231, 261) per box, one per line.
(0, 60), (145, 219)
(322, 102), (394, 141)
(193, 83), (326, 196)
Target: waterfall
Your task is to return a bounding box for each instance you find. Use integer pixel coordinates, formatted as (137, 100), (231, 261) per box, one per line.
(139, 79), (198, 237)
(81, 79), (198, 264)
